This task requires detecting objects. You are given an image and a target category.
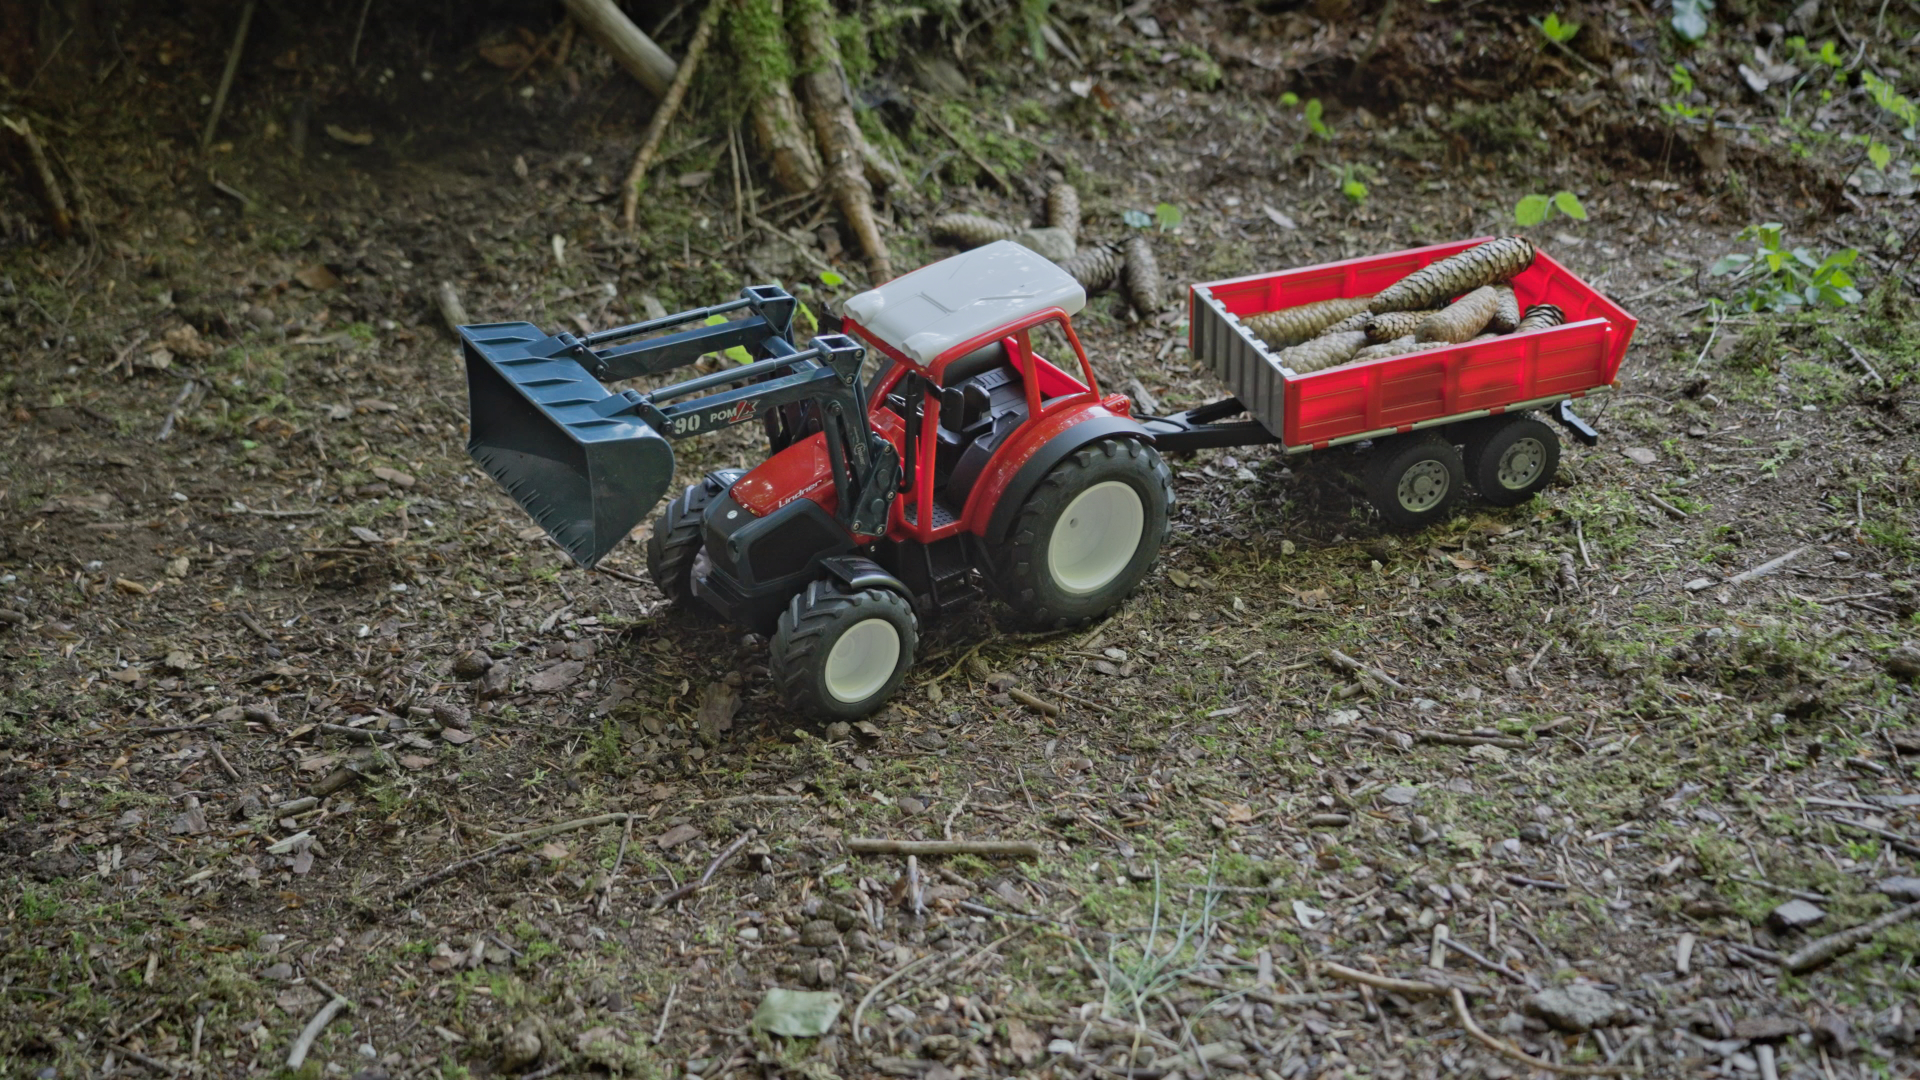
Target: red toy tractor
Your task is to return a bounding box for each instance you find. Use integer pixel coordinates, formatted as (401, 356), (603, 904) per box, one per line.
(464, 241), (1173, 717)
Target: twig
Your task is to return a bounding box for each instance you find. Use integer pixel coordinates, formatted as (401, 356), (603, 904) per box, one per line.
(1785, 901), (1920, 972)
(433, 281), (469, 338)
(348, 0), (375, 66)
(622, 0), (724, 230)
(1451, 987), (1634, 1075)
(234, 611), (274, 640)
(651, 983), (678, 1043)
(201, 1), (257, 153)
(591, 563), (649, 585)
(286, 989), (352, 1069)
(1414, 731), (1527, 750)
(848, 838), (1043, 859)
(653, 828), (756, 907)
(598, 814), (634, 915)
(1832, 333), (1885, 385)
(746, 211), (847, 281)
(852, 951), (941, 1044)
(1688, 314), (1722, 374)
(943, 791), (969, 842)
(157, 380), (197, 441)
(1318, 962), (1455, 997)
(1646, 492), (1688, 520)
(1506, 874), (1570, 890)
(392, 843), (524, 899)
(1008, 686), (1060, 717)
(1441, 936), (1536, 988)
(1325, 648), (1407, 692)
(906, 88), (1014, 194)
(495, 812), (634, 845)
(208, 741), (241, 783)
(1726, 546), (1808, 587)
(1, 116), (74, 238)
(1822, 816), (1920, 858)
(907, 855), (925, 919)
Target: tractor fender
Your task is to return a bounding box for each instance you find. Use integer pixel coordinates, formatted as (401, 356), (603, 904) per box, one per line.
(978, 414), (1154, 547)
(818, 555), (913, 606)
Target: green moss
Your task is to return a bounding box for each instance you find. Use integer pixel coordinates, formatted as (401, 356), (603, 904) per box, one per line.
(727, 0), (794, 93)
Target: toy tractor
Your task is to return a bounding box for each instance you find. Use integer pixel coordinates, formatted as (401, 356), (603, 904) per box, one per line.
(464, 242), (1173, 717)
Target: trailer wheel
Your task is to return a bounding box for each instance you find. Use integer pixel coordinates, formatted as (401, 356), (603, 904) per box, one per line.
(645, 471), (742, 608)
(992, 438), (1173, 628)
(1464, 415), (1560, 506)
(1367, 435), (1464, 529)
(770, 580), (918, 718)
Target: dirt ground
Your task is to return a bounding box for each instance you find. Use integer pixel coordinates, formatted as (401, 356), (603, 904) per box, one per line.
(5, 2), (1920, 1078)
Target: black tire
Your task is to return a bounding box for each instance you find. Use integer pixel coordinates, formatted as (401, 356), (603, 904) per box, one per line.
(1464, 415), (1560, 507)
(1366, 434), (1465, 529)
(990, 438), (1173, 629)
(770, 579), (919, 718)
(645, 470), (743, 607)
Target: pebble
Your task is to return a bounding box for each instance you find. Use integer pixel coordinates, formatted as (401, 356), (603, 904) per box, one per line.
(1877, 876), (1920, 901)
(897, 797), (925, 816)
(1768, 899), (1827, 932)
(1524, 985), (1627, 1033)
(1885, 645), (1920, 682)
(452, 649), (493, 680)
(1380, 785), (1419, 806)
(1622, 447), (1657, 465)
(799, 920), (841, 948)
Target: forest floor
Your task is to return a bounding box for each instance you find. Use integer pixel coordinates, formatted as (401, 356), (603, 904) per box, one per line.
(4, 2), (1920, 1079)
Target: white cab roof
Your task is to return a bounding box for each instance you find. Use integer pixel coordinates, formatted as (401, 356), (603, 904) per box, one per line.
(843, 241), (1086, 366)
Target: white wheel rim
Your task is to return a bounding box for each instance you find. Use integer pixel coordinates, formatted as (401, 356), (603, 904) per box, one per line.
(1397, 459), (1451, 512)
(823, 617), (901, 704)
(1047, 481), (1145, 596)
(1496, 437), (1546, 490)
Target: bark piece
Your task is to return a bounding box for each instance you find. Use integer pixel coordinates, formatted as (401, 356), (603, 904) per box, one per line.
(1415, 286), (1501, 343)
(1121, 234), (1162, 314)
(1046, 182), (1081, 238)
(1245, 296), (1374, 350)
(792, 0), (889, 280)
(930, 213), (1018, 249)
(1371, 237), (1537, 313)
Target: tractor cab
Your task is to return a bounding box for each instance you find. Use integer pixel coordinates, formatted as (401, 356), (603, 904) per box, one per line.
(841, 241), (1113, 540)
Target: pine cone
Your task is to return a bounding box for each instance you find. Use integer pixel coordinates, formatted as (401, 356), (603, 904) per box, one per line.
(1323, 311), (1374, 336)
(930, 213), (1018, 249)
(1122, 234), (1162, 314)
(1276, 330), (1369, 374)
(1244, 296), (1373, 350)
(1046, 183), (1081, 239)
(1415, 286), (1500, 344)
(1352, 338), (1456, 363)
(1514, 303), (1566, 333)
(1370, 237), (1537, 313)
(1364, 311), (1430, 343)
(1490, 284), (1520, 333)
(1057, 244), (1123, 292)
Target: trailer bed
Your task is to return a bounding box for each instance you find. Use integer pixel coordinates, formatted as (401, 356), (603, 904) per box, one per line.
(1188, 238), (1635, 450)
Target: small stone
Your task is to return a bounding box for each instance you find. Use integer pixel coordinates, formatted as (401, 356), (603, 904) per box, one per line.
(1519, 823), (1551, 844)
(501, 1020), (543, 1071)
(431, 703), (469, 730)
(1768, 899), (1826, 932)
(1525, 985), (1627, 1033)
(242, 704), (279, 726)
(229, 794), (265, 821)
(452, 649), (493, 680)
(213, 705), (246, 724)
(897, 797), (925, 816)
(1622, 447), (1658, 465)
(261, 962), (295, 981)
(1885, 645), (1920, 682)
(1047, 1039), (1076, 1057)
(1732, 1016), (1804, 1042)
(1468, 743), (1510, 763)
(478, 661), (514, 699)
(1876, 876), (1920, 902)
(1685, 577), (1715, 592)
(1380, 785), (1419, 806)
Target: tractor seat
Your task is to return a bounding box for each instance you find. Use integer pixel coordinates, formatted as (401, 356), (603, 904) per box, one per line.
(936, 340), (1010, 388)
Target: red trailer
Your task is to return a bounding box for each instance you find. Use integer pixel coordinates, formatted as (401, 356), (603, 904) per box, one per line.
(1146, 237), (1637, 525)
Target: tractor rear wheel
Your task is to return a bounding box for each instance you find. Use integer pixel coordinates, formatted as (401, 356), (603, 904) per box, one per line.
(770, 579), (919, 718)
(1366, 434), (1464, 529)
(646, 470), (742, 608)
(1463, 415), (1560, 506)
(991, 438), (1173, 628)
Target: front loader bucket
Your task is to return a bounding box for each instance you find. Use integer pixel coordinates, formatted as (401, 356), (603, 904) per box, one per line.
(463, 322), (676, 568)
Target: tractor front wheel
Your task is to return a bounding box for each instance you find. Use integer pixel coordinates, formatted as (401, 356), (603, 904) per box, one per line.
(646, 471), (742, 609)
(770, 580), (919, 718)
(991, 438), (1173, 628)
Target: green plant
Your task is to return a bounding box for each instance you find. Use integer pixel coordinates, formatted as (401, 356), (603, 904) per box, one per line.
(1536, 13), (1579, 44)
(1708, 223), (1862, 312)
(1514, 190), (1588, 227)
(1020, 0), (1052, 61)
(1660, 64), (1708, 124)
(1122, 203), (1184, 232)
(1304, 98), (1332, 140)
(1671, 0), (1712, 42)
(1330, 163), (1372, 204)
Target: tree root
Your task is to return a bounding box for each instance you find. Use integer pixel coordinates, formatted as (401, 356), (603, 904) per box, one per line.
(792, 0), (889, 280)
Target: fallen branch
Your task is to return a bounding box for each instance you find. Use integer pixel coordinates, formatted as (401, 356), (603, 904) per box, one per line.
(848, 838), (1043, 859)
(1781, 905), (1920, 972)
(1832, 333), (1885, 385)
(654, 828), (756, 907)
(852, 951), (939, 1044)
(495, 812), (633, 845)
(433, 281), (469, 338)
(1415, 731), (1527, 750)
(110, 1043), (180, 1076)
(621, 0), (725, 230)
(286, 988), (353, 1070)
(1, 116), (73, 238)
(1823, 816), (1920, 858)
(1726, 546), (1807, 587)
(201, 1), (257, 153)
(1325, 648), (1408, 692)
(560, 0), (677, 97)
(1646, 492), (1689, 520)
(1007, 687), (1060, 717)
(391, 843), (524, 899)
(156, 379), (197, 442)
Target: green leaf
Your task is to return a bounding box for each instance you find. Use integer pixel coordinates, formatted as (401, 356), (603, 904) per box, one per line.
(1514, 194), (1551, 227)
(1669, 63), (1695, 96)
(1280, 92), (1299, 106)
(1341, 178), (1369, 204)
(1153, 202), (1184, 231)
(1304, 98), (1330, 139)
(1868, 140), (1892, 171)
(1551, 190), (1588, 220)
(706, 314), (755, 364)
(1540, 13), (1580, 43)
(1708, 254), (1749, 277)
(1671, 0), (1712, 42)
(819, 270), (845, 287)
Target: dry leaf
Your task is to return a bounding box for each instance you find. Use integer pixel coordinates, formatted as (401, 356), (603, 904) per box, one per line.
(293, 264), (341, 290)
(656, 823), (701, 848)
(323, 124), (373, 146)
